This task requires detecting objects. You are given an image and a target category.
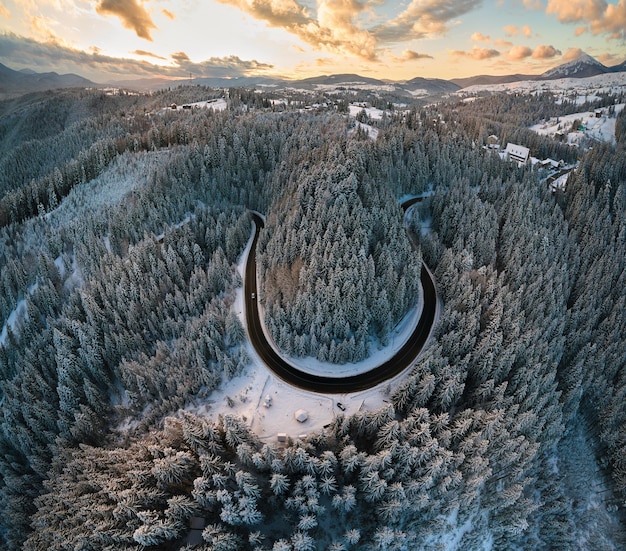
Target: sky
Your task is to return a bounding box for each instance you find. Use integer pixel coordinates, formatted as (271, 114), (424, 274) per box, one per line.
(0, 0), (625, 83)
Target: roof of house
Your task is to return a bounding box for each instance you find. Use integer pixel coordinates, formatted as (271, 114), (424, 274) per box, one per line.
(505, 143), (530, 160)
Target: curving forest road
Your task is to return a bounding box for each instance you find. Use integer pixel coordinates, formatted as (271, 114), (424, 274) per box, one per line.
(244, 199), (437, 394)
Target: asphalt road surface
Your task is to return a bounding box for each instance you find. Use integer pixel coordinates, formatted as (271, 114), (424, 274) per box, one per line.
(245, 199), (437, 394)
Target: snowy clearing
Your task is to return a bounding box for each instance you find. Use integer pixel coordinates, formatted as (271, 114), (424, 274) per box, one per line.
(529, 104), (625, 144)
(165, 98), (228, 112)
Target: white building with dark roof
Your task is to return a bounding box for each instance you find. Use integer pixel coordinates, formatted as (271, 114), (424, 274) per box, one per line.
(504, 143), (530, 166)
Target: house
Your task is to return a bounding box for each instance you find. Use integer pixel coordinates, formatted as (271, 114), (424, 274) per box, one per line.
(504, 143), (530, 166)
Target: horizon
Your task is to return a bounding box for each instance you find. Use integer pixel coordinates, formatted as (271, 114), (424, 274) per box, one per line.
(0, 1), (625, 84)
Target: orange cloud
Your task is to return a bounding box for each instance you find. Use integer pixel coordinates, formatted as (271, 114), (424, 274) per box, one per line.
(532, 44), (561, 58)
(161, 8), (175, 20)
(494, 38), (513, 47)
(471, 32), (491, 42)
(374, 0), (482, 42)
(522, 24), (532, 36)
(450, 46), (501, 60)
(132, 49), (167, 60)
(96, 0), (157, 41)
(215, 0), (377, 60)
(562, 46), (584, 61)
(390, 49), (434, 62)
(0, 4), (10, 18)
(546, 0), (626, 39)
(504, 24), (519, 36)
(508, 45), (532, 60)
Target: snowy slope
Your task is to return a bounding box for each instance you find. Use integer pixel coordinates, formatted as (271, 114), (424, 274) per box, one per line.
(456, 71), (626, 98)
(541, 52), (607, 79)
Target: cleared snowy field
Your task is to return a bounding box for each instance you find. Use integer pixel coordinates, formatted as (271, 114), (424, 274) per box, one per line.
(530, 104), (625, 144)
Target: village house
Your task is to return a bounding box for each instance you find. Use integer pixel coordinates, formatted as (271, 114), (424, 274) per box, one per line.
(504, 143), (530, 166)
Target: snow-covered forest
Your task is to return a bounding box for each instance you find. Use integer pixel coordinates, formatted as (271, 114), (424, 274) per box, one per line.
(0, 85), (625, 550)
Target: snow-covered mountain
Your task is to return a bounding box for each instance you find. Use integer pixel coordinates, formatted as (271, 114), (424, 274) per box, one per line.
(541, 52), (608, 79)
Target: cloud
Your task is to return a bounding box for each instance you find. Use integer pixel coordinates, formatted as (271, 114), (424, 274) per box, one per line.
(95, 0), (157, 41)
(562, 46), (584, 61)
(0, 32), (274, 80)
(0, 4), (10, 18)
(494, 38), (513, 47)
(522, 0), (542, 9)
(399, 49), (434, 61)
(215, 0), (483, 61)
(507, 45), (532, 60)
(132, 49), (167, 60)
(215, 0), (377, 60)
(450, 46), (501, 60)
(470, 32), (491, 42)
(161, 8), (175, 20)
(532, 44), (561, 58)
(504, 24), (519, 36)
(522, 24), (532, 36)
(546, 0), (626, 39)
(575, 25), (588, 35)
(374, 0), (482, 43)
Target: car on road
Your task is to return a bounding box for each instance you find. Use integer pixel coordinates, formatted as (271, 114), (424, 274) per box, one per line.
(251, 293), (256, 299)
(336, 402), (346, 411)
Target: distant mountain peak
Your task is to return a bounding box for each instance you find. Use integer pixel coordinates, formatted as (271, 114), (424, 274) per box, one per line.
(542, 52), (607, 79)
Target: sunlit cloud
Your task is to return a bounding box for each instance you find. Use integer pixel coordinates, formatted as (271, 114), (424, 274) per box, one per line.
(532, 44), (561, 58)
(0, 4), (10, 18)
(374, 0), (482, 43)
(398, 49), (434, 61)
(508, 45), (532, 60)
(575, 25), (588, 35)
(562, 46), (584, 61)
(522, 0), (542, 9)
(597, 51), (617, 64)
(132, 49), (167, 60)
(546, 0), (626, 39)
(213, 0), (484, 61)
(503, 23), (532, 38)
(161, 8), (175, 20)
(0, 32), (273, 79)
(470, 32), (491, 42)
(214, 0), (377, 60)
(95, 0), (157, 41)
(387, 49), (434, 63)
(450, 46), (501, 60)
(494, 38), (513, 47)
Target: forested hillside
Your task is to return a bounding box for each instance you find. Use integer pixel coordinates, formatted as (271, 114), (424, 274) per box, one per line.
(0, 86), (624, 550)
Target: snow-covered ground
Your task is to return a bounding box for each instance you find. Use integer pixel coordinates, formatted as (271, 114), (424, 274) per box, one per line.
(456, 71), (626, 98)
(529, 104), (625, 144)
(165, 98), (228, 112)
(187, 218), (433, 442)
(348, 103), (385, 120)
(0, 283), (38, 346)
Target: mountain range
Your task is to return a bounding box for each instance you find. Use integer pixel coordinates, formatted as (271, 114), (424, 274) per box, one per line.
(1, 52), (625, 99)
